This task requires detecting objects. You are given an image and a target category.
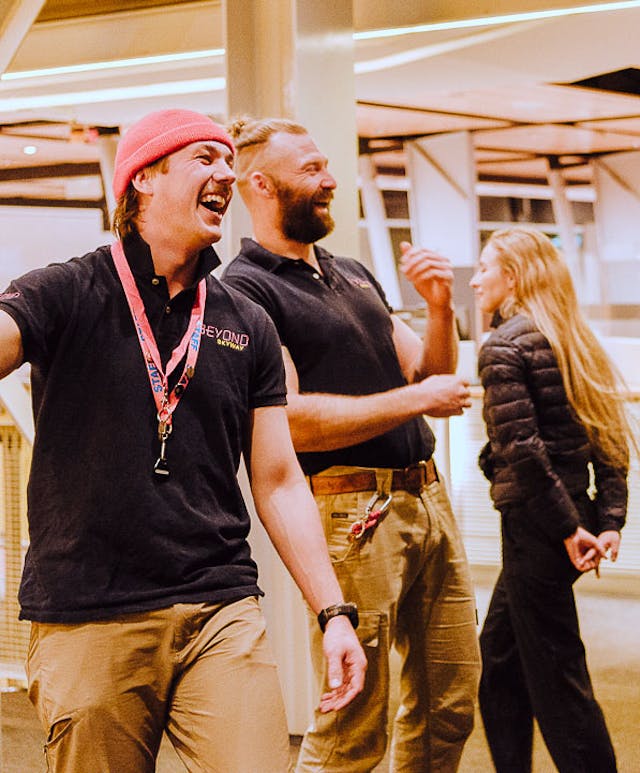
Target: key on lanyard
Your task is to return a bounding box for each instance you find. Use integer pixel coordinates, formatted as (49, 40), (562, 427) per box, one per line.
(154, 419), (172, 477)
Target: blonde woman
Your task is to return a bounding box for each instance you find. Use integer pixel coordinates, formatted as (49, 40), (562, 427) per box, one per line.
(470, 227), (634, 773)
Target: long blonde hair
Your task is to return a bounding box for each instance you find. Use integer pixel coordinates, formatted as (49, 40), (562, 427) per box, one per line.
(487, 226), (636, 468)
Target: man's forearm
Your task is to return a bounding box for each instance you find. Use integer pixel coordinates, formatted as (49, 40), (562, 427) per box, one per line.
(286, 384), (425, 452)
(413, 304), (458, 380)
(252, 476), (345, 614)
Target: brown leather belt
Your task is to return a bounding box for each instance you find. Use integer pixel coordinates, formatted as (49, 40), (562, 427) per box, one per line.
(308, 458), (438, 497)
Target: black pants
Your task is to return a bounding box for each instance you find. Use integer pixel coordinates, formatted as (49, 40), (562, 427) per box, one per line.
(479, 504), (617, 773)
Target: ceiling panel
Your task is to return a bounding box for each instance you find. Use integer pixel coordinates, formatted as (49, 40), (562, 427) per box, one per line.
(36, 0), (204, 22)
(475, 148), (536, 163)
(0, 127), (100, 168)
(576, 116), (640, 135)
(0, 175), (102, 198)
(474, 124), (640, 155)
(357, 103), (509, 138)
(477, 156), (591, 184)
(406, 84), (640, 124)
(6, 3), (640, 201)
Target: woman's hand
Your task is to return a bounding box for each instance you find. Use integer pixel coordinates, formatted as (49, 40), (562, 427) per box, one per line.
(563, 526), (606, 573)
(597, 530), (621, 563)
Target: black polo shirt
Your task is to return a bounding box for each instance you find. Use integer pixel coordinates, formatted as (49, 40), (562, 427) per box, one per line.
(0, 233), (286, 622)
(222, 238), (434, 474)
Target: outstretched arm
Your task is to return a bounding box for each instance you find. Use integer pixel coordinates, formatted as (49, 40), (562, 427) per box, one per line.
(0, 311), (23, 379)
(247, 405), (367, 711)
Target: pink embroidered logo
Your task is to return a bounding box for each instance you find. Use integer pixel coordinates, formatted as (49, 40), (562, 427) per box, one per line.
(343, 274), (371, 289)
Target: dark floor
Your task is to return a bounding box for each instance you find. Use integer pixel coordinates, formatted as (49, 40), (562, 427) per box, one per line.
(3, 574), (639, 772)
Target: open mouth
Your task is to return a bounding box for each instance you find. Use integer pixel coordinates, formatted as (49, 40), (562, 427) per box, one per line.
(199, 193), (228, 214)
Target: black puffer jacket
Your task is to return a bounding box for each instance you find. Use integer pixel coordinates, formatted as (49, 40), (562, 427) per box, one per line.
(478, 313), (627, 542)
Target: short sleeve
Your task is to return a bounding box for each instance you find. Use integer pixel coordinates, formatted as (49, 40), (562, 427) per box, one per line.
(248, 304), (287, 409)
(0, 262), (77, 366)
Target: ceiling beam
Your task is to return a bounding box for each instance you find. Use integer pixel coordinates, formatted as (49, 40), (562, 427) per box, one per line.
(0, 162), (100, 181)
(0, 195), (109, 228)
(0, 0), (47, 75)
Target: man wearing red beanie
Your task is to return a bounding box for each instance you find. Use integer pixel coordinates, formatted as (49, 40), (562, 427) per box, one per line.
(0, 108), (365, 772)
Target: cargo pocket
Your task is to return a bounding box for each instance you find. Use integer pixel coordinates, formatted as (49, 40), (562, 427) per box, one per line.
(44, 713), (76, 771)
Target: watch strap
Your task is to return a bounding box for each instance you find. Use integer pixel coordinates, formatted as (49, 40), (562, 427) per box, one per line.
(317, 602), (359, 632)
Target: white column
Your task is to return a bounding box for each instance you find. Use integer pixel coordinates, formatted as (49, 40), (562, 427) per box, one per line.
(546, 158), (580, 285)
(405, 131), (479, 338)
(224, 0), (358, 262)
(97, 134), (119, 228)
(358, 154), (402, 308)
(223, 0), (358, 734)
(0, 0), (46, 74)
(405, 131), (480, 491)
(592, 152), (640, 310)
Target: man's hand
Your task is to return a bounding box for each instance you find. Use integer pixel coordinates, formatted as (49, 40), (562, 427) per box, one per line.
(318, 616), (367, 713)
(408, 374), (472, 417)
(563, 526), (606, 573)
(399, 242), (454, 309)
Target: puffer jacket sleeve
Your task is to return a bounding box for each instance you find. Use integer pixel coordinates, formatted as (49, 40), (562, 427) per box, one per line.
(592, 454), (628, 533)
(479, 332), (581, 542)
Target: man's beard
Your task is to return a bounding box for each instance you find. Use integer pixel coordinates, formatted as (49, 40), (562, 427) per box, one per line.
(276, 181), (335, 244)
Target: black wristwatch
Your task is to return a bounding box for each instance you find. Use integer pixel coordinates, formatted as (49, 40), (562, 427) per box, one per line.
(317, 602), (359, 633)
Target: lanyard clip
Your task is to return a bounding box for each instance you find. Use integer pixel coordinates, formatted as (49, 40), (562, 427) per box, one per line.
(349, 491), (392, 541)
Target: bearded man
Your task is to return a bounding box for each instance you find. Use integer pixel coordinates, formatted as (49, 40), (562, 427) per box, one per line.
(222, 117), (481, 773)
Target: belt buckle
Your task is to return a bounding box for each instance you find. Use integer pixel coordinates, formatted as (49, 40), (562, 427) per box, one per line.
(407, 459), (434, 491)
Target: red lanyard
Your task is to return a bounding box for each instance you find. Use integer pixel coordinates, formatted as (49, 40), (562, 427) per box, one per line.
(111, 241), (206, 476)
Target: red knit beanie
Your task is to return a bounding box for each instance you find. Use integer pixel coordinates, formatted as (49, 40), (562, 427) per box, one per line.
(112, 109), (235, 199)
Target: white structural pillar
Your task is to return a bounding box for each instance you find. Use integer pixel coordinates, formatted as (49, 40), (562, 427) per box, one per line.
(358, 154), (403, 308)
(405, 132), (478, 268)
(97, 133), (119, 228)
(592, 152), (640, 308)
(404, 132), (479, 489)
(223, 0), (359, 735)
(224, 0), (358, 262)
(405, 131), (479, 335)
(545, 157), (580, 286)
(0, 0), (46, 74)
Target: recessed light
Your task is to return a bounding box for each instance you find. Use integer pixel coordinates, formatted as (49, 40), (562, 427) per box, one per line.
(23, 145), (38, 155)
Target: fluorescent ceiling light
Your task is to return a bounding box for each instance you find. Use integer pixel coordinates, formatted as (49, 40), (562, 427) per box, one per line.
(1, 49), (224, 82)
(354, 0), (640, 40)
(1, 0), (638, 86)
(356, 22), (538, 74)
(0, 78), (225, 111)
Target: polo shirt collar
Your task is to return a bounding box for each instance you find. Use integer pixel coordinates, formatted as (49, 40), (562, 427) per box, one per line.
(123, 231), (220, 286)
(240, 237), (332, 273)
